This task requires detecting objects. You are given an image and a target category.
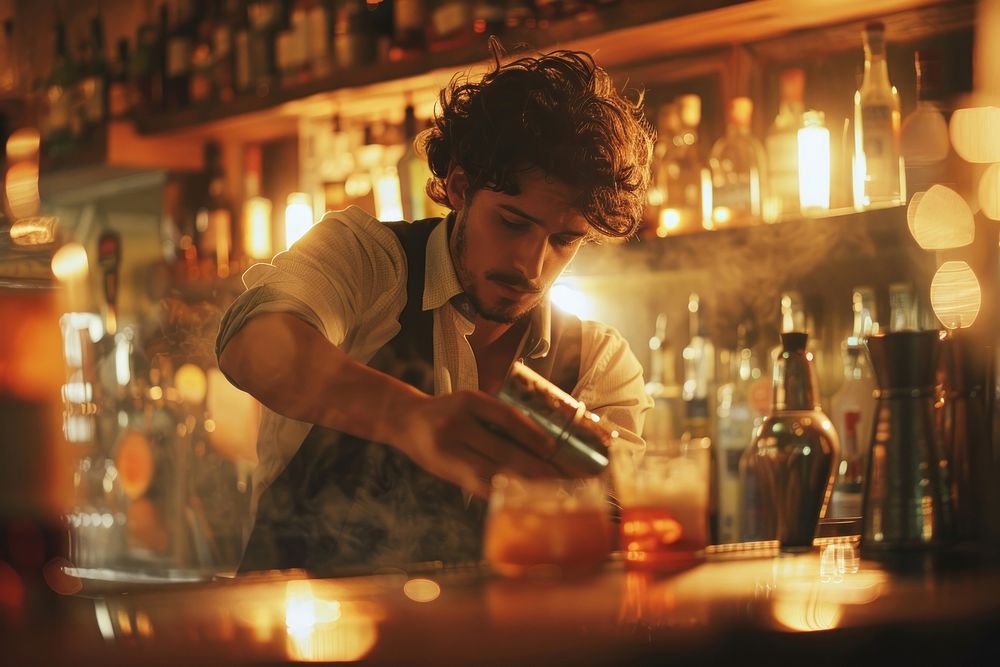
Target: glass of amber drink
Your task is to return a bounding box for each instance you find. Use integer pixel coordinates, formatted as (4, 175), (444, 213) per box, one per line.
(610, 436), (711, 571)
(483, 475), (611, 578)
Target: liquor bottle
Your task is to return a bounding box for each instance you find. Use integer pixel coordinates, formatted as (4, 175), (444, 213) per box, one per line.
(44, 20), (79, 157)
(164, 0), (197, 110)
(682, 294), (717, 540)
(212, 0), (239, 102)
(504, 0), (537, 33)
(189, 8), (215, 104)
(78, 14), (108, 135)
(828, 287), (878, 518)
(233, 0), (253, 95)
(248, 0), (280, 93)
(472, 0), (505, 36)
(428, 0), (473, 52)
(196, 142), (235, 278)
(275, 0), (310, 87)
(643, 313), (684, 446)
(0, 20), (16, 94)
(746, 332), (840, 549)
(397, 105), (438, 220)
(132, 8), (163, 113)
(765, 68), (805, 222)
(393, 0), (427, 59)
(646, 102), (680, 237)
(665, 94), (711, 233)
(709, 97), (767, 228)
(854, 21), (904, 209)
(107, 39), (134, 120)
(716, 321), (769, 543)
(901, 49), (950, 195)
(334, 0), (376, 70)
(306, 0), (333, 77)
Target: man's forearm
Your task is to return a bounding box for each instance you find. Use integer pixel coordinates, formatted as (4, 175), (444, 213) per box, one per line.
(218, 312), (425, 445)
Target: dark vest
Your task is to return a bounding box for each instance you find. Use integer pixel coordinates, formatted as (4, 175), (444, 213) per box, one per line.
(239, 217), (582, 576)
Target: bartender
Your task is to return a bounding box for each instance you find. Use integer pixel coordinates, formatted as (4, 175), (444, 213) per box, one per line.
(216, 41), (654, 574)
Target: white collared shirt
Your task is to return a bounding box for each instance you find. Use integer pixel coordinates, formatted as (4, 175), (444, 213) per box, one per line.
(217, 206), (651, 511)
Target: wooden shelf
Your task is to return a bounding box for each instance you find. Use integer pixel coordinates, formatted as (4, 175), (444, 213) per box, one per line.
(132, 0), (948, 143)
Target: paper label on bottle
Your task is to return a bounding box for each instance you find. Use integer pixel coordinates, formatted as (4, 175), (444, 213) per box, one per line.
(167, 37), (192, 77)
(307, 7), (330, 60)
(860, 105), (900, 199)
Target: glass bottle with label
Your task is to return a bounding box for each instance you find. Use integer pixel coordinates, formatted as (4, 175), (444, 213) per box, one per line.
(765, 68), (805, 222)
(683, 294), (717, 540)
(78, 15), (108, 136)
(397, 105), (439, 221)
(666, 94), (712, 233)
(107, 39), (134, 120)
(44, 20), (79, 157)
(647, 102), (681, 237)
(164, 0), (197, 110)
(901, 49), (950, 196)
(716, 321), (769, 543)
(854, 21), (903, 208)
(643, 313), (684, 446)
(828, 287), (878, 518)
(710, 97), (766, 228)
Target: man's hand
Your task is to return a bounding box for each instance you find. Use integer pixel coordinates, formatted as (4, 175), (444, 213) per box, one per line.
(389, 390), (561, 498)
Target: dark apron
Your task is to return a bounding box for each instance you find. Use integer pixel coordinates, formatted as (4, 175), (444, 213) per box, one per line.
(239, 216), (582, 575)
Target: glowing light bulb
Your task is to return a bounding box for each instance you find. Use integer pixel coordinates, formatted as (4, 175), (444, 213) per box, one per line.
(905, 184), (974, 249)
(978, 163), (1000, 221)
(930, 260), (981, 329)
(242, 196), (273, 258)
(949, 106), (1000, 163)
(174, 363), (208, 405)
(798, 111), (830, 212)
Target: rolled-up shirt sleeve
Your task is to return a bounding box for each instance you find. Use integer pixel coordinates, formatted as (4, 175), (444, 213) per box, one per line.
(215, 206), (407, 362)
(573, 321), (652, 451)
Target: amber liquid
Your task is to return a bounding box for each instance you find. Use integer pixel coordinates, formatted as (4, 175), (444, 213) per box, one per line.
(621, 506), (706, 571)
(484, 507), (610, 578)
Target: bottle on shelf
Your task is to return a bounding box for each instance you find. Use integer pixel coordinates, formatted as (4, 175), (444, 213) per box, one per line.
(744, 332), (840, 549)
(797, 110), (832, 213)
(428, 0), (474, 53)
(646, 102), (680, 237)
(716, 320), (769, 543)
(643, 313), (684, 447)
(164, 0), (198, 110)
(665, 94), (712, 234)
(108, 38), (134, 120)
(765, 68), (805, 223)
(232, 0), (253, 96)
(901, 49), (950, 196)
(276, 0), (311, 88)
(44, 20), (79, 157)
(472, 0), (506, 37)
(828, 287), (878, 519)
(853, 21), (904, 209)
(79, 14), (109, 133)
(305, 0), (334, 78)
(393, 0), (428, 60)
(211, 0), (238, 103)
(132, 7), (164, 113)
(709, 97), (767, 228)
(196, 142), (235, 278)
(397, 105), (439, 221)
(0, 20), (17, 94)
(682, 293), (717, 541)
(333, 0), (376, 70)
(189, 8), (215, 104)
(248, 0), (281, 93)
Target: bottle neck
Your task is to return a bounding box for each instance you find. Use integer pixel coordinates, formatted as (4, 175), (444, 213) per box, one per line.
(773, 350), (820, 411)
(863, 40), (891, 92)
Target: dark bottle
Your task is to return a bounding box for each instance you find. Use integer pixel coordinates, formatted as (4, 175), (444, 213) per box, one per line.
(107, 38), (134, 119)
(212, 0), (239, 102)
(232, 0), (253, 95)
(248, 0), (281, 93)
(44, 21), (79, 156)
(132, 8), (164, 113)
(78, 15), (108, 135)
(472, 0), (505, 36)
(164, 0), (198, 109)
(333, 0), (376, 70)
(196, 142), (235, 277)
(189, 5), (216, 104)
(393, 0), (427, 59)
(745, 332), (839, 550)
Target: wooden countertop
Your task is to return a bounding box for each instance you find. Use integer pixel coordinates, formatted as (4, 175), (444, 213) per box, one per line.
(6, 542), (1000, 666)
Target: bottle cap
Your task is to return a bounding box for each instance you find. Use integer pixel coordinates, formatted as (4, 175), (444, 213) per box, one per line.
(781, 331), (808, 353)
(779, 68), (806, 104)
(729, 97), (753, 127)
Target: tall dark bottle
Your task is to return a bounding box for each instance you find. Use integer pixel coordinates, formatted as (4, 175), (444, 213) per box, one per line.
(744, 332), (839, 549)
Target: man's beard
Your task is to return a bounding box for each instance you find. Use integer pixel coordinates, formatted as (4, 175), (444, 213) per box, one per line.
(452, 209), (541, 324)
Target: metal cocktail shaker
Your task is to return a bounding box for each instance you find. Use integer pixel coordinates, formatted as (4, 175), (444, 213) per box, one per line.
(861, 331), (954, 556)
(497, 361), (614, 476)
(744, 332), (840, 550)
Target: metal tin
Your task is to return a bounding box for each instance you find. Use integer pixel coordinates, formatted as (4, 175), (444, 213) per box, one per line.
(497, 362), (615, 475)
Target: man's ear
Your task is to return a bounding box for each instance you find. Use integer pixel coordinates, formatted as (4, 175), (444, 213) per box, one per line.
(445, 166), (469, 211)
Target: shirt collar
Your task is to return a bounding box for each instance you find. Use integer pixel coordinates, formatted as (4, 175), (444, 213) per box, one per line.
(422, 214), (551, 359)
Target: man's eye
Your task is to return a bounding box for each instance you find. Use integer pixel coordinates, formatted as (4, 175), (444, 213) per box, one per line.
(553, 235), (581, 247)
(500, 217), (529, 230)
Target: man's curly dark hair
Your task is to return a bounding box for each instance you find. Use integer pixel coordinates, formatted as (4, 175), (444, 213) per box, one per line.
(420, 39), (654, 239)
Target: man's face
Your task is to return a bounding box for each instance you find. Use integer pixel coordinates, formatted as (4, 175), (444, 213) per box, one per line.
(449, 167), (591, 324)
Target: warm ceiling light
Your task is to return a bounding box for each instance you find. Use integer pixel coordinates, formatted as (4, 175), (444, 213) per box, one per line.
(905, 185), (974, 249)
(930, 260), (981, 329)
(949, 106), (1000, 163)
(978, 163), (1000, 221)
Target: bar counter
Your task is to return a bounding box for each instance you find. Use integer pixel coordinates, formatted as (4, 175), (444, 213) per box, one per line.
(6, 541), (1000, 666)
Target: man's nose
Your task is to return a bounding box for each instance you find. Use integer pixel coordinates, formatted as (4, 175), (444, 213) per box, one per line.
(514, 235), (548, 281)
